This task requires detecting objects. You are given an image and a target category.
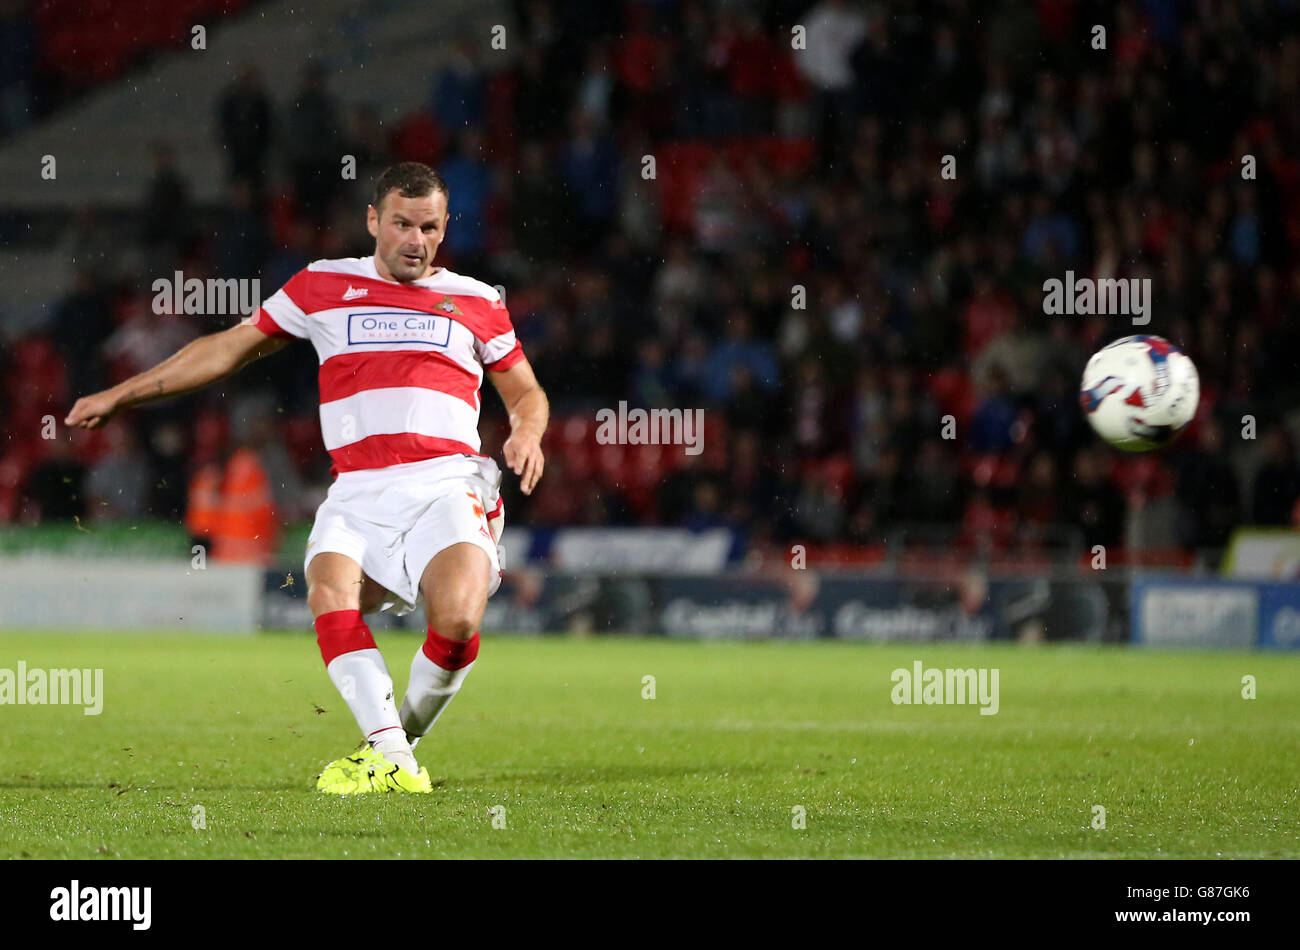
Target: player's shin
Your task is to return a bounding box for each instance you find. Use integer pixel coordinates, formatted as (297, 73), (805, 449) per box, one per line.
(399, 627), (479, 747)
(315, 609), (418, 773)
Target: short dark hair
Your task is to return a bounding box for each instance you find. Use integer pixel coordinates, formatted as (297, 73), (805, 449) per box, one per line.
(372, 162), (449, 212)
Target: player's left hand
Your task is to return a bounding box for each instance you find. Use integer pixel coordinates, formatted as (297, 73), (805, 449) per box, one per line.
(502, 432), (544, 495)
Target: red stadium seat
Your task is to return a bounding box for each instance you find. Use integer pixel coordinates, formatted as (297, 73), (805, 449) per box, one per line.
(191, 410), (230, 466)
(35, 0), (252, 84)
(484, 73), (517, 162)
(594, 441), (629, 485)
(5, 337), (68, 411)
(281, 417), (324, 474)
(928, 367), (977, 424)
(390, 113), (444, 165)
(0, 450), (31, 523)
(1111, 454), (1174, 501)
(656, 143), (716, 233)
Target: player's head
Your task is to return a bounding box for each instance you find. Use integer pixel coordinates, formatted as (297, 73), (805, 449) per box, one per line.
(367, 162), (450, 282)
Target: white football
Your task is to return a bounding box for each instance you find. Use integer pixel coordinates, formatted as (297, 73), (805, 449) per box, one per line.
(1079, 335), (1199, 451)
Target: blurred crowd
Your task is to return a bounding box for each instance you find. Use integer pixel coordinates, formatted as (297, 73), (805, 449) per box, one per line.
(4, 0), (1300, 563)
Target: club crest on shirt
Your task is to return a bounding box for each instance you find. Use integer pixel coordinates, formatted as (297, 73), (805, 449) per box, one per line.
(436, 295), (464, 315)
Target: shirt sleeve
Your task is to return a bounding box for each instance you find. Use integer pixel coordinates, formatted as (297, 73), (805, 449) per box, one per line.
(242, 270), (312, 340)
(475, 288), (525, 372)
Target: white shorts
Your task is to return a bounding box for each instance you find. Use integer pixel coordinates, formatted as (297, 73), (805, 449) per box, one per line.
(305, 454), (505, 616)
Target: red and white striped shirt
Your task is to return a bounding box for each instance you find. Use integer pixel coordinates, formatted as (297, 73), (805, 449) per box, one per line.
(246, 257), (524, 474)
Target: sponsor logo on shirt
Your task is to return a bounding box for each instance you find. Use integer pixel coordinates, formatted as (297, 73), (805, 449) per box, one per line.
(347, 311), (452, 347)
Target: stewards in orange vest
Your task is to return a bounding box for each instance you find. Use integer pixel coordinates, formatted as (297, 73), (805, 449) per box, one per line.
(186, 448), (277, 564)
(185, 462), (222, 541)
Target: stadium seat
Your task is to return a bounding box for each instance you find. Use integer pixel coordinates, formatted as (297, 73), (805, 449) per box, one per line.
(1111, 455), (1174, 501)
(927, 367), (977, 425)
(0, 450), (30, 522)
(191, 410), (230, 467)
(656, 142), (716, 232)
(281, 417), (324, 475)
(391, 113), (444, 165)
(594, 441), (629, 486)
(34, 0), (251, 86)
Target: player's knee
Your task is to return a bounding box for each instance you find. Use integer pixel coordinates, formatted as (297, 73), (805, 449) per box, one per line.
(307, 580), (359, 617)
(430, 612), (477, 641)
(426, 596), (481, 640)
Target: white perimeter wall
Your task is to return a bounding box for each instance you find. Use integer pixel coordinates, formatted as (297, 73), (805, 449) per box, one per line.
(0, 557), (260, 631)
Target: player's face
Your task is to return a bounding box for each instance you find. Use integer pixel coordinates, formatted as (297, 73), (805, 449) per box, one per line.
(368, 190), (448, 282)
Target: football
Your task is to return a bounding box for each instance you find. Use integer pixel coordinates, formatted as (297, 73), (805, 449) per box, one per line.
(1079, 335), (1200, 451)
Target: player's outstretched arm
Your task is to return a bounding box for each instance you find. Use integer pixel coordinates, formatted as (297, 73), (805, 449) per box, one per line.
(489, 359), (548, 496)
(65, 323), (288, 429)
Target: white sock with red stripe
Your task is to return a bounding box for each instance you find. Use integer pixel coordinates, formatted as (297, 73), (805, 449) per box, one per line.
(400, 627), (479, 748)
(315, 609), (418, 774)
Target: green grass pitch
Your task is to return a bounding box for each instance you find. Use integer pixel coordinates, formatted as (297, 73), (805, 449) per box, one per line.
(1, 631), (1297, 859)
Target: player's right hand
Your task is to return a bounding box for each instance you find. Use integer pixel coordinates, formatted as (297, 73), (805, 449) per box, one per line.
(65, 391), (118, 429)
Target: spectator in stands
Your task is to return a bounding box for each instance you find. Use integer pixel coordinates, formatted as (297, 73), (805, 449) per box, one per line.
(1251, 426), (1300, 526)
(702, 311), (779, 403)
(558, 109), (620, 247)
(0, 0), (33, 138)
(847, 366), (887, 476)
(656, 450), (706, 526)
(667, 331), (710, 405)
(1016, 451), (1061, 528)
(969, 366), (1018, 453)
(141, 142), (191, 264)
(429, 36), (485, 133)
(51, 272), (114, 396)
(788, 356), (833, 457)
(691, 154), (750, 254)
(724, 365), (772, 432)
(683, 479), (729, 532)
(264, 220), (314, 293)
(285, 61), (342, 226)
(905, 438), (963, 524)
(513, 46), (565, 142)
(217, 66), (273, 193)
(22, 437), (87, 523)
(574, 42), (614, 129)
(103, 295), (198, 380)
(510, 140), (571, 261)
(974, 311), (1050, 397)
(793, 464), (846, 543)
(631, 339), (672, 408)
(794, 0), (867, 170)
(85, 422), (151, 521)
(1174, 419), (1240, 548)
(578, 323), (625, 404)
(1065, 445), (1126, 550)
(438, 127), (491, 268)
(212, 180), (269, 284)
(343, 102), (394, 191)
(652, 238), (708, 315)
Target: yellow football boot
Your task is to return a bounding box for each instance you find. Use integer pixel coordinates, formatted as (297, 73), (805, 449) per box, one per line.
(315, 742), (431, 795)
